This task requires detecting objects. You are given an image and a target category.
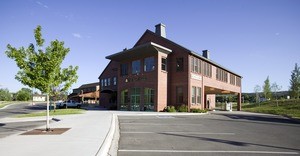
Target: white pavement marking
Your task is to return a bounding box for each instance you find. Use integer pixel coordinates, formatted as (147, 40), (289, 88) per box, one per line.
(121, 132), (235, 135)
(118, 150), (299, 155)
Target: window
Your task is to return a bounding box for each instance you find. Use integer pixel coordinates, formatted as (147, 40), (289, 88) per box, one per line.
(196, 87), (201, 104)
(194, 58), (198, 73)
(203, 62), (212, 77)
(192, 86), (196, 104)
(144, 57), (155, 72)
(131, 88), (141, 111)
(198, 60), (202, 74)
(161, 58), (167, 71)
(104, 79), (107, 86)
(132, 60), (141, 74)
(176, 86), (183, 103)
(120, 89), (129, 110)
(190, 57), (194, 72)
(230, 74), (235, 85)
(192, 86), (201, 105)
(144, 88), (155, 111)
(113, 77), (117, 85)
(216, 68), (228, 83)
(108, 78), (111, 86)
(121, 64), (128, 76)
(236, 77), (241, 87)
(176, 58), (184, 72)
(101, 79), (104, 87)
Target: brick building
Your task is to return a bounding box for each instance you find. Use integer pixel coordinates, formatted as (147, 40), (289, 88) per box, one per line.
(99, 24), (242, 111)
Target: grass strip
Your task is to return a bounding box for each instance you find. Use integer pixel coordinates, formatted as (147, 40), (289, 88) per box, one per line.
(16, 109), (85, 118)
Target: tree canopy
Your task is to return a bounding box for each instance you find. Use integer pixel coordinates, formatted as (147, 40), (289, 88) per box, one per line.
(5, 25), (78, 95)
(263, 76), (272, 99)
(290, 63), (300, 99)
(16, 88), (32, 101)
(0, 88), (12, 101)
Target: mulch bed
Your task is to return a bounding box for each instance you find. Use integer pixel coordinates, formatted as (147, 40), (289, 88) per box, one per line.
(21, 128), (70, 135)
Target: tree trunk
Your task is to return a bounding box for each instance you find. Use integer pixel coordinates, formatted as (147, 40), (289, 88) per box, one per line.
(46, 94), (50, 131)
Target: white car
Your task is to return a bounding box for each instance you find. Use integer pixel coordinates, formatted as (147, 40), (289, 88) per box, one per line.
(56, 100), (81, 108)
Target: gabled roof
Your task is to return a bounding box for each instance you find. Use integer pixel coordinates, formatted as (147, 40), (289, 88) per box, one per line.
(77, 82), (99, 89)
(134, 29), (242, 78)
(106, 42), (172, 62)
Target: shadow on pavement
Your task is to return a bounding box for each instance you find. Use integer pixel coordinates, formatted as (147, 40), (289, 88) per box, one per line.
(212, 112), (300, 125)
(160, 132), (300, 152)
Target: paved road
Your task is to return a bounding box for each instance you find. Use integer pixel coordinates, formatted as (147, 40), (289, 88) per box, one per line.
(0, 102), (46, 119)
(0, 102), (47, 138)
(118, 112), (300, 156)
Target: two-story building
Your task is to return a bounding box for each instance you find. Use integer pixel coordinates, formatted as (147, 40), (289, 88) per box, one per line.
(99, 24), (242, 111)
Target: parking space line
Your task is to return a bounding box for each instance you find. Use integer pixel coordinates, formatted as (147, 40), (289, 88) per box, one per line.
(118, 149), (299, 155)
(121, 132), (235, 135)
(120, 123), (202, 126)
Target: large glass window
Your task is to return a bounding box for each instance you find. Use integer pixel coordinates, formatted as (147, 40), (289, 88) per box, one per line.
(120, 89), (129, 110)
(144, 88), (155, 111)
(192, 86), (196, 104)
(132, 60), (141, 74)
(131, 88), (140, 111)
(161, 58), (167, 71)
(176, 58), (184, 72)
(121, 64), (128, 76)
(144, 57), (155, 72)
(176, 86), (183, 103)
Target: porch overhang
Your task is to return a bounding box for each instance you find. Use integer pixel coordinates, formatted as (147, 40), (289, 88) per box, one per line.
(204, 86), (239, 95)
(106, 42), (172, 62)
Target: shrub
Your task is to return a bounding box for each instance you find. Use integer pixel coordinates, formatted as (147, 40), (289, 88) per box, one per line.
(163, 106), (177, 112)
(190, 108), (207, 113)
(177, 104), (188, 112)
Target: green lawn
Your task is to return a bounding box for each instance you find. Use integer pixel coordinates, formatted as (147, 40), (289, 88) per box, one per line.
(16, 108), (85, 118)
(242, 99), (300, 119)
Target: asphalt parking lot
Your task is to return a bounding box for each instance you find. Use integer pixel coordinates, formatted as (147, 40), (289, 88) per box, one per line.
(118, 111), (300, 156)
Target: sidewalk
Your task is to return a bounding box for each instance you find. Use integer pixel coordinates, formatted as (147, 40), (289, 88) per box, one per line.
(0, 110), (114, 156)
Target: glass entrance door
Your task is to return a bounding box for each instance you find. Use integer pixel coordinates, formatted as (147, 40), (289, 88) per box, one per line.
(130, 88), (140, 111)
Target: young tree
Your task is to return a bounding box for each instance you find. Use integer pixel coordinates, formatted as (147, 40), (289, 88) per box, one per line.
(5, 25), (78, 130)
(289, 63), (300, 99)
(254, 85), (261, 104)
(263, 76), (272, 100)
(271, 82), (282, 107)
(16, 88), (32, 101)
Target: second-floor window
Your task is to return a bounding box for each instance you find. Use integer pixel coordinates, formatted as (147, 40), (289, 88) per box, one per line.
(113, 77), (117, 85)
(121, 64), (128, 76)
(161, 58), (167, 71)
(144, 57), (155, 72)
(132, 60), (141, 74)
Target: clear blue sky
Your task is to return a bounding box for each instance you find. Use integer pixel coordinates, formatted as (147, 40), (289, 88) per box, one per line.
(0, 0), (299, 93)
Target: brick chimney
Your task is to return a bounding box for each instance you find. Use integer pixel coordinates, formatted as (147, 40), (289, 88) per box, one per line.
(202, 50), (210, 59)
(155, 23), (166, 38)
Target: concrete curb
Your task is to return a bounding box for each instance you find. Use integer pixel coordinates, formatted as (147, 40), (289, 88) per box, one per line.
(108, 114), (120, 156)
(96, 113), (116, 156)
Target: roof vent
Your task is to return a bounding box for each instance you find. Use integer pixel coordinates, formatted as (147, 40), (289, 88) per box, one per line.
(202, 50), (210, 59)
(155, 23), (166, 38)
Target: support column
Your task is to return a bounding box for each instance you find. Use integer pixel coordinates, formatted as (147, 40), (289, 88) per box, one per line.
(237, 93), (241, 111)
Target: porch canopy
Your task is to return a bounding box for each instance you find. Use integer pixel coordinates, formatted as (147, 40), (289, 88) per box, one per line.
(106, 42), (172, 62)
